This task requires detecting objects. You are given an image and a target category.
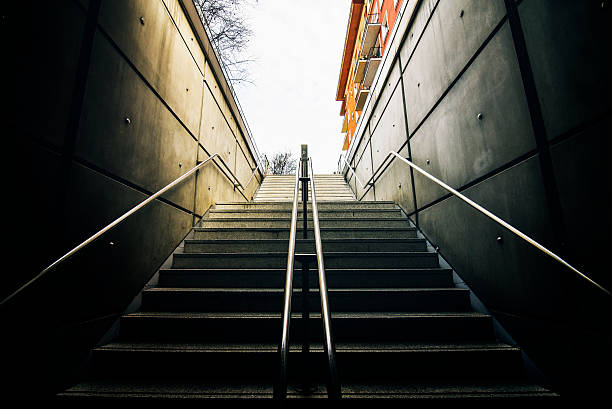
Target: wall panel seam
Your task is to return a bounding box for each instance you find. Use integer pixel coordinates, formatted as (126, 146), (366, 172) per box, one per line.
(406, 16), (508, 141)
(404, 149), (539, 216)
(95, 25), (200, 145)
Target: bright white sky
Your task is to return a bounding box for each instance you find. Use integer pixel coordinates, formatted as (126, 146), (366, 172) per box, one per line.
(233, 0), (350, 173)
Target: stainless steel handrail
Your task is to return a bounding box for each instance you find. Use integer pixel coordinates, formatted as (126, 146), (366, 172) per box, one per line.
(243, 161), (264, 190)
(345, 150), (611, 297)
(275, 160), (301, 400)
(308, 157), (341, 399)
(339, 154), (368, 189)
(1, 153), (263, 306)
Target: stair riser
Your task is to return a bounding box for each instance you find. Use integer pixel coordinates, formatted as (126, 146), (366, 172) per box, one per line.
(193, 229), (417, 240)
(158, 269), (454, 288)
(119, 316), (494, 343)
(140, 290), (470, 312)
(89, 349), (522, 382)
(171, 253), (440, 269)
(206, 211), (402, 219)
(213, 202), (396, 210)
(183, 240), (427, 253)
(254, 196), (355, 200)
(200, 219), (410, 228)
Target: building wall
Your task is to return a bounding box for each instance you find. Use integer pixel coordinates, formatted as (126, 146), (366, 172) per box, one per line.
(343, 0), (611, 394)
(2, 0), (262, 394)
(377, 0), (403, 51)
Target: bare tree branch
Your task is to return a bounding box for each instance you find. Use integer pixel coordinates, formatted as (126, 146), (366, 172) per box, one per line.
(193, 0), (256, 85)
(268, 151), (297, 175)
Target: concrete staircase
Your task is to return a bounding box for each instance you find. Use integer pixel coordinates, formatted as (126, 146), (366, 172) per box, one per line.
(57, 174), (558, 404)
(254, 174), (355, 201)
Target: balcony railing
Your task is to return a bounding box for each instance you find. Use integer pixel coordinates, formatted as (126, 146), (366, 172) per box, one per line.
(367, 12), (380, 25)
(353, 46), (382, 84)
(355, 83), (371, 111)
(361, 13), (381, 53)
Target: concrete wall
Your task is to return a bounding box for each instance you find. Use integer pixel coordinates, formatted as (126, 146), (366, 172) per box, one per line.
(343, 0), (611, 394)
(2, 0), (262, 394)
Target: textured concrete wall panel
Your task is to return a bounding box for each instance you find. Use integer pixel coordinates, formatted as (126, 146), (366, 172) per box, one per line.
(75, 32), (197, 212)
(60, 162), (194, 320)
(204, 62), (235, 127)
(353, 126), (371, 169)
(194, 152), (240, 215)
(370, 59), (402, 134)
(199, 85), (238, 167)
(370, 85), (408, 172)
(99, 0), (204, 135)
(370, 144), (415, 214)
(355, 140), (374, 199)
(410, 22), (535, 208)
(399, 0), (438, 72)
(162, 0), (207, 73)
(550, 118), (612, 292)
(28, 0), (85, 148)
(519, 0), (612, 139)
(418, 156), (562, 317)
(403, 0), (506, 130)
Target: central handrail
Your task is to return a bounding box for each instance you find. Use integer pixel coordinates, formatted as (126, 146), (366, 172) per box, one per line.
(275, 160), (301, 400)
(1, 153), (264, 307)
(308, 157), (341, 399)
(342, 150), (611, 297)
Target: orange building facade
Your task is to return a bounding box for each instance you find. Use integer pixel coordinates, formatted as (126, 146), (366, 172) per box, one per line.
(336, 0), (403, 150)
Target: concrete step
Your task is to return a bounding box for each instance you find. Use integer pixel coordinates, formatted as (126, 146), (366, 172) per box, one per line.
(200, 218), (410, 229)
(140, 288), (471, 312)
(206, 209), (402, 219)
(58, 381), (558, 403)
(171, 252), (440, 269)
(119, 312), (494, 343)
(193, 227), (417, 240)
(84, 342), (523, 382)
(158, 268), (454, 288)
(183, 238), (427, 253)
(253, 198), (356, 202)
(213, 201), (396, 210)
(254, 194), (355, 200)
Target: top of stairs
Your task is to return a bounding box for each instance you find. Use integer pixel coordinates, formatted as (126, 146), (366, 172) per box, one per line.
(254, 174), (355, 201)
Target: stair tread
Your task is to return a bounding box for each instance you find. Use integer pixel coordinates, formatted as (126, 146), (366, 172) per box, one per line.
(174, 251), (435, 256)
(60, 380), (556, 399)
(193, 227), (416, 231)
(143, 287), (467, 293)
(124, 311), (490, 319)
(215, 201), (394, 205)
(94, 341), (517, 353)
(159, 268), (449, 272)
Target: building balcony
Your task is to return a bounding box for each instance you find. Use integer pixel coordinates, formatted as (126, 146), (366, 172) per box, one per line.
(363, 56), (382, 87)
(355, 84), (370, 111)
(354, 46), (381, 84)
(361, 13), (381, 53)
(353, 57), (368, 84)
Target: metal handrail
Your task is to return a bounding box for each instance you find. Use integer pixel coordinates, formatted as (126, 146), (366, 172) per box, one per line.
(1, 153), (263, 306)
(345, 150), (611, 297)
(339, 154), (368, 189)
(275, 160), (301, 400)
(243, 160), (265, 190)
(308, 157), (341, 399)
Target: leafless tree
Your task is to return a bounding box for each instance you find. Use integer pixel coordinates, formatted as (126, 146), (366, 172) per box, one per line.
(268, 152), (297, 175)
(193, 0), (256, 85)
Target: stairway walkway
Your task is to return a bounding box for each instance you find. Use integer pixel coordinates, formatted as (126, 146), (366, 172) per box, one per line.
(57, 174), (558, 404)
(254, 174), (355, 201)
